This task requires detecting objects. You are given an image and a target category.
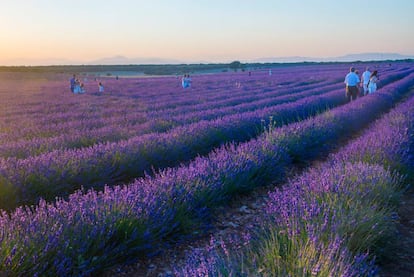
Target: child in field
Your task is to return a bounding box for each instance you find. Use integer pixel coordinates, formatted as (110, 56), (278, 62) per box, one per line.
(79, 83), (86, 94)
(98, 82), (104, 94)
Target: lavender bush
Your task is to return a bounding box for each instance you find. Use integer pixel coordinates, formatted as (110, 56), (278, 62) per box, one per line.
(0, 65), (413, 275)
(177, 86), (414, 276)
(1, 69), (412, 210)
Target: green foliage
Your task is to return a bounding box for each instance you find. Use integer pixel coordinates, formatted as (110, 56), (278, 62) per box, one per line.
(228, 61), (243, 72)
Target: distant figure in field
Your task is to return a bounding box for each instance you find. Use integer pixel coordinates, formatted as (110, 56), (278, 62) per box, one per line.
(361, 67), (371, 96)
(70, 74), (76, 93)
(269, 69), (272, 76)
(98, 82), (104, 94)
(354, 69), (361, 97)
(181, 75), (186, 88)
(181, 74), (191, 88)
(344, 67), (360, 102)
(73, 79), (81, 94)
(368, 70), (379, 94)
(73, 79), (85, 94)
(79, 83), (86, 94)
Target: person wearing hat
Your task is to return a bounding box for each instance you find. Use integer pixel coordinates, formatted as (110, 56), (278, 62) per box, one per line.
(344, 67), (360, 102)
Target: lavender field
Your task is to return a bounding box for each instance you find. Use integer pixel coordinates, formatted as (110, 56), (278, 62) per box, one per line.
(1, 62), (414, 276)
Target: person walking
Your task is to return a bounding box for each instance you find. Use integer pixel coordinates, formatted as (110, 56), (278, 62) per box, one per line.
(368, 70), (379, 94)
(361, 67), (371, 96)
(344, 67), (360, 102)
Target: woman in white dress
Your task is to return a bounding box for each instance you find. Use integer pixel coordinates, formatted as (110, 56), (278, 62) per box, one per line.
(368, 70), (379, 94)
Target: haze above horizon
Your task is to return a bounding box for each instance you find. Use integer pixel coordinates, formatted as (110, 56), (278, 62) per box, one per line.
(1, 0), (413, 66)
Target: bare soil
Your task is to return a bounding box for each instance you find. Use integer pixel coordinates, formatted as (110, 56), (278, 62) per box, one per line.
(100, 179), (414, 277)
(379, 187), (414, 276)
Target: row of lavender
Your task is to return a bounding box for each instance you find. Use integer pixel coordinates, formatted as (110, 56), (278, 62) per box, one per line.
(0, 78), (342, 159)
(0, 64), (401, 149)
(0, 65), (405, 165)
(1, 72), (413, 275)
(1, 67), (412, 210)
(177, 83), (414, 277)
(0, 63), (403, 127)
(0, 64), (360, 144)
(0, 66), (337, 138)
(0, 75), (359, 208)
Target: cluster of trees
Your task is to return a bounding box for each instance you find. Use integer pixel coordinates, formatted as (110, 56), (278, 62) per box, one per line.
(0, 64), (231, 75)
(1, 59), (412, 76)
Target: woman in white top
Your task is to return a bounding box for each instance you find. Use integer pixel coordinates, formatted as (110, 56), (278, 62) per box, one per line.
(368, 70), (379, 94)
(98, 82), (104, 93)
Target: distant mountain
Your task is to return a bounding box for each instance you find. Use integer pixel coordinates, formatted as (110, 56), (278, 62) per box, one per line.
(2, 52), (413, 67)
(254, 52), (414, 63)
(89, 53), (414, 66)
(88, 55), (185, 65)
(329, 52), (414, 62)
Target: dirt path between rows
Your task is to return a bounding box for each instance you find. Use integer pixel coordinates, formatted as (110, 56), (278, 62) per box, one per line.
(380, 187), (414, 276)
(101, 184), (274, 277)
(101, 180), (414, 277)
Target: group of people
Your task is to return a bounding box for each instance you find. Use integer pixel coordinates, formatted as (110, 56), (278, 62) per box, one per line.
(70, 75), (86, 94)
(70, 74), (104, 94)
(181, 74), (192, 88)
(344, 66), (379, 101)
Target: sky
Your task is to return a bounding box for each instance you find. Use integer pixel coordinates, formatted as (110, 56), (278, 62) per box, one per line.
(0, 0), (413, 65)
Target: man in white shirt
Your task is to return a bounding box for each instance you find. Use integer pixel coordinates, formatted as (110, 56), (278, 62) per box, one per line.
(361, 67), (371, 96)
(344, 67), (360, 102)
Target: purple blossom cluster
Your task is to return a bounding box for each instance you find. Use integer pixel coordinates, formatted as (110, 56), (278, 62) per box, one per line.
(0, 64), (413, 275)
(177, 75), (414, 277)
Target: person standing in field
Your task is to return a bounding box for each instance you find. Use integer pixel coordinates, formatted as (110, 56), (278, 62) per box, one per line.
(181, 74), (191, 88)
(368, 70), (379, 94)
(98, 82), (104, 94)
(344, 67), (360, 102)
(73, 78), (81, 94)
(186, 74), (192, 88)
(181, 74), (187, 88)
(355, 69), (361, 97)
(70, 74), (76, 93)
(361, 67), (371, 96)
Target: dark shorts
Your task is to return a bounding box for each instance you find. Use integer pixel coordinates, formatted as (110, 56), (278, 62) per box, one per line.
(346, 85), (358, 100)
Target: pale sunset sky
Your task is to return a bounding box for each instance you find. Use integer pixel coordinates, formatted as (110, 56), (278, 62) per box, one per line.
(0, 0), (413, 65)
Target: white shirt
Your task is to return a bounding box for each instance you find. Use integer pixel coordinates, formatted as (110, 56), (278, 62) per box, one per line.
(344, 72), (360, 86)
(362, 70), (371, 84)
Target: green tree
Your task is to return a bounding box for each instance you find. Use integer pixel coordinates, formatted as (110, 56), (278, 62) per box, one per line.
(229, 61), (243, 72)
